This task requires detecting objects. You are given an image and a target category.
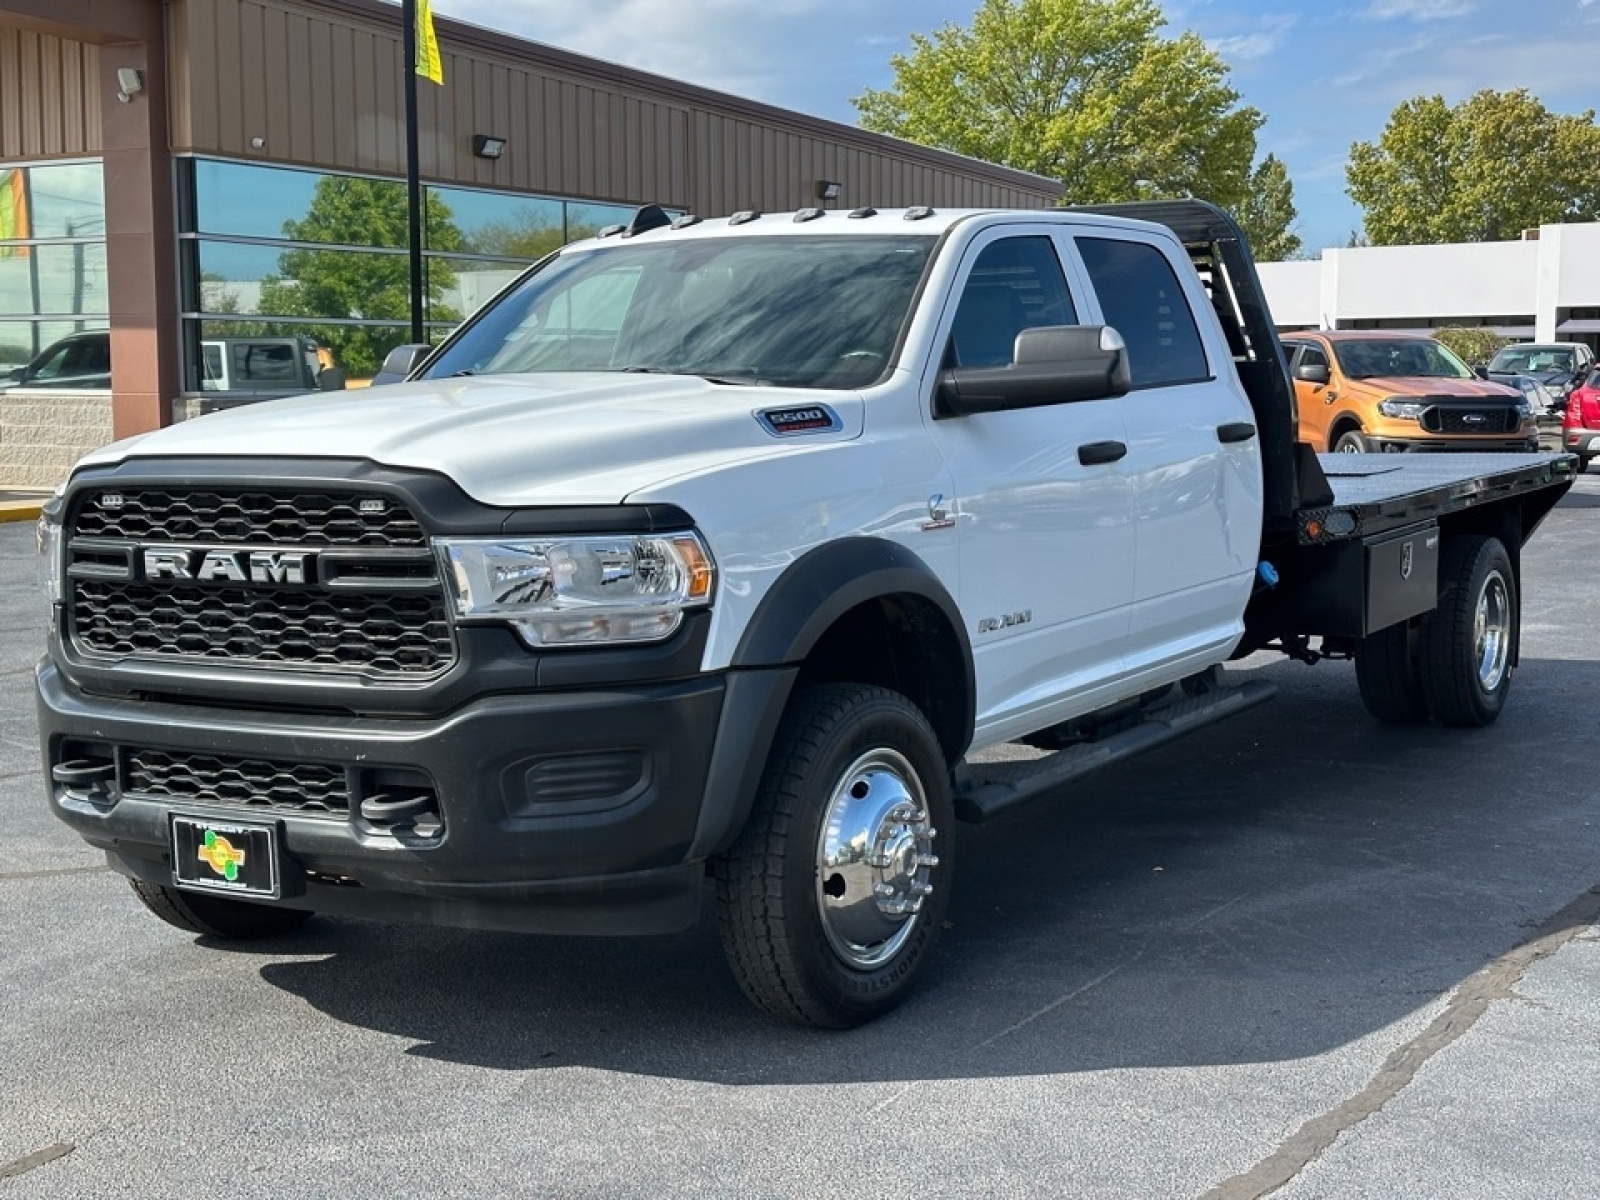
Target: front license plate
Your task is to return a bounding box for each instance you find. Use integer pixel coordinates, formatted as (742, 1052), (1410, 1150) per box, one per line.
(171, 816), (281, 898)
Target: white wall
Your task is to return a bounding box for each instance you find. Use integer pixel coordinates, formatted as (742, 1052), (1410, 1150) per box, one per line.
(1257, 220), (1600, 338)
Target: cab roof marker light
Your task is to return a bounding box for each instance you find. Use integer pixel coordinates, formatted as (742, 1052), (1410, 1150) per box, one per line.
(729, 211), (761, 226)
(904, 206), (935, 221)
(794, 208), (825, 223)
(848, 207), (878, 219)
(597, 224), (625, 238)
(670, 214), (703, 230)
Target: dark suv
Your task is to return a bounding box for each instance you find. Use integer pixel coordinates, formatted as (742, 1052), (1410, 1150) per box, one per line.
(2, 331), (111, 391)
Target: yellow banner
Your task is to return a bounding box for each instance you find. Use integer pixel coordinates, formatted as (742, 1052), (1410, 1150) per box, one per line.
(415, 0), (443, 85)
(0, 169), (28, 258)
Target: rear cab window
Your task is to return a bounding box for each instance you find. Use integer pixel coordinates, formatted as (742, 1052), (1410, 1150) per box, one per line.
(1072, 236), (1210, 389)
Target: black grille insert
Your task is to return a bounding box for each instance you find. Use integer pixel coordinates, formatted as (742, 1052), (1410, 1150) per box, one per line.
(65, 485), (455, 678)
(1422, 407), (1519, 435)
(72, 580), (452, 674)
(124, 748), (350, 816)
(73, 489), (426, 547)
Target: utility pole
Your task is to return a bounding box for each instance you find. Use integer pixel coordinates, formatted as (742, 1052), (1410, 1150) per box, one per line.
(401, 0), (425, 343)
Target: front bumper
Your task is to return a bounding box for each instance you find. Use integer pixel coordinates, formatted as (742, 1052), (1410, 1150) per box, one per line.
(37, 658), (783, 935)
(1363, 434), (1540, 453)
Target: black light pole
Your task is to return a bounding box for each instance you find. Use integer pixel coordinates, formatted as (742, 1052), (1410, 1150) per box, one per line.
(401, 0), (426, 344)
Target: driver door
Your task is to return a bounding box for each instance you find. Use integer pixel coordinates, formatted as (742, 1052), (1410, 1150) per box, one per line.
(922, 228), (1137, 749)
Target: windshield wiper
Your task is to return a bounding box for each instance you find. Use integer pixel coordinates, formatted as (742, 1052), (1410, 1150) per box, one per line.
(618, 365), (765, 386)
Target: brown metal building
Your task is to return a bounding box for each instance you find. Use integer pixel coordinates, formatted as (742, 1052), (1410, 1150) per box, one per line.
(0, 0), (1061, 482)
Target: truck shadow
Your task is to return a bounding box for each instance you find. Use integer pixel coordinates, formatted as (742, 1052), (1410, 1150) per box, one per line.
(238, 654), (1600, 1085)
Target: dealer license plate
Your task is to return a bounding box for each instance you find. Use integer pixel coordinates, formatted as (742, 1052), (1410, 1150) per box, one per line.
(171, 816), (281, 898)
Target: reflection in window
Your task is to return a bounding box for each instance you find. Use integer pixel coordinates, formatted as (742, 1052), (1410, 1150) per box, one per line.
(182, 157), (674, 392)
(1076, 237), (1208, 389)
(429, 186), (564, 259)
(423, 236), (935, 390)
(0, 162), (108, 364)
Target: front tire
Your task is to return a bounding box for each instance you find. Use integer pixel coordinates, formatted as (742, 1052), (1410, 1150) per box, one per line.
(713, 683), (953, 1028)
(1333, 429), (1371, 453)
(129, 879), (314, 938)
(1418, 534), (1516, 728)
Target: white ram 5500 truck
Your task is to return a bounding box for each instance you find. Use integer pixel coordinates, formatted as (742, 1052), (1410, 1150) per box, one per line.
(37, 201), (1574, 1026)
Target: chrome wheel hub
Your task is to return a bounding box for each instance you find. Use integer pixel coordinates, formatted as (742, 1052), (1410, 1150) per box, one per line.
(1475, 569), (1511, 691)
(815, 748), (939, 970)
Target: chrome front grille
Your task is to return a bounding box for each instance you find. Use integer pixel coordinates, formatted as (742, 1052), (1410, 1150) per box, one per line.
(123, 747), (350, 816)
(65, 485), (455, 679)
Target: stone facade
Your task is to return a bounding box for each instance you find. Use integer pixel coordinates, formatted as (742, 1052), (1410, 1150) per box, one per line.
(0, 389), (113, 487)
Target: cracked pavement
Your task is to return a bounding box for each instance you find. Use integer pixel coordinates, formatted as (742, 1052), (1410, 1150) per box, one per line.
(3, 475), (1599, 1198)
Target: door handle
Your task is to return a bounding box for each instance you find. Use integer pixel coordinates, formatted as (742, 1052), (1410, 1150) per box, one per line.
(1077, 440), (1127, 466)
(1216, 422), (1257, 444)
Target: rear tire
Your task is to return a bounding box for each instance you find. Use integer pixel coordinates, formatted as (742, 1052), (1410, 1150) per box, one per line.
(129, 879), (314, 938)
(713, 683), (953, 1028)
(1418, 535), (1516, 728)
(1333, 429), (1371, 453)
(1355, 619), (1428, 723)
(1575, 455), (1590, 474)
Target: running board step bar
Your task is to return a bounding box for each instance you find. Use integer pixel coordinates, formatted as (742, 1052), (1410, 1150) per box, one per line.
(953, 678), (1278, 824)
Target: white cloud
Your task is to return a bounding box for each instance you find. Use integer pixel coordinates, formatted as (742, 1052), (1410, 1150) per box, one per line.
(1365, 0), (1475, 17)
(1207, 15), (1298, 62)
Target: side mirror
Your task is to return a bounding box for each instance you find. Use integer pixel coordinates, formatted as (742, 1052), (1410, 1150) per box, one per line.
(316, 367), (347, 392)
(371, 343), (432, 386)
(5, 367), (22, 382)
(1472, 365), (1489, 380)
(1293, 361), (1330, 386)
(936, 325), (1130, 417)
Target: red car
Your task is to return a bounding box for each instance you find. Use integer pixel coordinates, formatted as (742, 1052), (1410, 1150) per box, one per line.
(1563, 367), (1600, 472)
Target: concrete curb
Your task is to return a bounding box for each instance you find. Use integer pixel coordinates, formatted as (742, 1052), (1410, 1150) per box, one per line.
(0, 503), (43, 523)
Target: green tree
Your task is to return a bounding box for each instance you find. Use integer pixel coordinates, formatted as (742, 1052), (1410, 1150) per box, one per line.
(853, 0), (1263, 211)
(1432, 327), (1507, 367)
(1234, 154), (1301, 261)
(1347, 89), (1600, 245)
(257, 177), (466, 376)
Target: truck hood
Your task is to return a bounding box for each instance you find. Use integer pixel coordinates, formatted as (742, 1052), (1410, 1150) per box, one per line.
(78, 374), (864, 505)
(1352, 376), (1521, 399)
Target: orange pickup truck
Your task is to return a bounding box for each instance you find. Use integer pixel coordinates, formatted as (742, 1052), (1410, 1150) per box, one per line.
(1281, 330), (1537, 453)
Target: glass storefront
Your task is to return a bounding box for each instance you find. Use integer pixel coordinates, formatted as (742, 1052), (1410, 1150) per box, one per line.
(0, 161), (108, 378)
(179, 158), (640, 391)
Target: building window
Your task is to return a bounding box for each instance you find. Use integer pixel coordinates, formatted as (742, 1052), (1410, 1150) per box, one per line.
(178, 157), (644, 395)
(0, 161), (108, 378)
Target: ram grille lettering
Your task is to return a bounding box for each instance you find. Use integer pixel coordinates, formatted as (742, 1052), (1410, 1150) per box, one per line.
(141, 548), (311, 585)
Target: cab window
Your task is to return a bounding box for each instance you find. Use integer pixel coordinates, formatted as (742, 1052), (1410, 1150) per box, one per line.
(946, 237), (1077, 369)
(1076, 237), (1208, 388)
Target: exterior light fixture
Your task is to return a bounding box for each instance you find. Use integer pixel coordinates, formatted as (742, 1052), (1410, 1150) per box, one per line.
(815, 180), (842, 202)
(115, 67), (143, 103)
(472, 134), (506, 160)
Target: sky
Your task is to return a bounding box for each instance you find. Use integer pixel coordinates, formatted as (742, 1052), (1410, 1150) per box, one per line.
(426, 0), (1600, 254)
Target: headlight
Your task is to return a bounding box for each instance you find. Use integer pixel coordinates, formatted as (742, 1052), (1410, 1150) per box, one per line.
(35, 514), (63, 607)
(1514, 399), (1532, 418)
(438, 531), (714, 646)
(1377, 398), (1427, 420)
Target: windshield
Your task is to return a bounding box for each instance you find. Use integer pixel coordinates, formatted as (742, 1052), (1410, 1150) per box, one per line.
(1489, 346), (1576, 375)
(422, 234), (936, 390)
(1331, 338), (1473, 380)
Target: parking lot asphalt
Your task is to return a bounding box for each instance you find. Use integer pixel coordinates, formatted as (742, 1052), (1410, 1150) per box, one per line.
(3, 473), (1598, 1198)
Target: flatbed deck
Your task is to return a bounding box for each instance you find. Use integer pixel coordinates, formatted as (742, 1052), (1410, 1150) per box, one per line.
(1303, 452), (1575, 541)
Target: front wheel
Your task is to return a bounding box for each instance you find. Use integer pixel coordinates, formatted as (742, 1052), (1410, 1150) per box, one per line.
(129, 879), (314, 938)
(1333, 429), (1371, 453)
(1418, 534), (1516, 727)
(713, 683), (953, 1028)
